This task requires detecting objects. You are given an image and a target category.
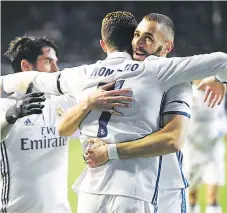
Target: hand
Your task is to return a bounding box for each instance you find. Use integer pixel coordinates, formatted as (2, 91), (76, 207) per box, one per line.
(84, 138), (109, 168)
(5, 83), (46, 124)
(87, 81), (134, 115)
(197, 76), (226, 108)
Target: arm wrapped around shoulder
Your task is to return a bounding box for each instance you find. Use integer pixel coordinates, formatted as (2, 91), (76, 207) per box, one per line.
(1, 71), (39, 94)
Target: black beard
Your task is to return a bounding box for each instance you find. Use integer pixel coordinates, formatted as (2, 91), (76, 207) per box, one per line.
(150, 45), (163, 57)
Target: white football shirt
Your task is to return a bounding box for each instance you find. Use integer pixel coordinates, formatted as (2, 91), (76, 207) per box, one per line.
(1, 51), (227, 203)
(0, 93), (76, 213)
(159, 82), (192, 189)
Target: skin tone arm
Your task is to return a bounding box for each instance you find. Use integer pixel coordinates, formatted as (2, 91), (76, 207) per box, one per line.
(84, 113), (190, 167)
(58, 81), (134, 136)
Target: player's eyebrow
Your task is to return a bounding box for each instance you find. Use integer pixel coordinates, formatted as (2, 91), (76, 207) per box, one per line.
(135, 30), (155, 38)
(144, 32), (154, 38)
(44, 57), (58, 62)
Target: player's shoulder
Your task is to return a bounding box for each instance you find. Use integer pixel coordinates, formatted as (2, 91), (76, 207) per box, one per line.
(144, 55), (160, 62)
(45, 94), (77, 115)
(165, 82), (192, 99)
(62, 64), (88, 73)
(168, 82), (192, 93)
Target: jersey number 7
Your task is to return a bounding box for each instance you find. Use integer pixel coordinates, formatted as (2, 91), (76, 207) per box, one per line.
(97, 80), (125, 138)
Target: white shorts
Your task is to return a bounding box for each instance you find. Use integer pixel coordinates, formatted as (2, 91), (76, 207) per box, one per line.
(77, 192), (157, 213)
(183, 137), (225, 187)
(158, 188), (188, 213)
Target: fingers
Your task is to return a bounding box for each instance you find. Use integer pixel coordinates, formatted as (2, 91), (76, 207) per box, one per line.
(29, 92), (45, 97)
(99, 81), (115, 90)
(203, 87), (211, 103)
(26, 103), (45, 110)
(207, 92), (215, 107)
(111, 102), (131, 108)
(205, 91), (224, 108)
(83, 153), (95, 166)
(27, 96), (46, 103)
(105, 95), (134, 102)
(102, 108), (122, 116)
(209, 94), (219, 108)
(217, 93), (224, 105)
(27, 108), (43, 115)
(105, 88), (133, 96)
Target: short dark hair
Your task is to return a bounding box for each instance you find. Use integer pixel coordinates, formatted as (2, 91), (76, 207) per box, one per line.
(144, 13), (175, 40)
(4, 36), (59, 73)
(101, 11), (138, 54)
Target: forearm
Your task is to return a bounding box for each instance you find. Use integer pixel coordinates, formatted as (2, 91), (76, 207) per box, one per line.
(116, 115), (189, 159)
(2, 71), (39, 93)
(117, 129), (180, 159)
(58, 99), (92, 136)
(1, 71), (61, 95)
(33, 72), (62, 95)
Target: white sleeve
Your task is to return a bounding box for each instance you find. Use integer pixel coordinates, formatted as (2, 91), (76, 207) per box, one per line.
(162, 82), (192, 118)
(146, 52), (227, 91)
(32, 71), (62, 95)
(57, 66), (86, 96)
(34, 66), (85, 97)
(1, 71), (39, 94)
(1, 71), (61, 95)
(1, 66), (83, 96)
(50, 95), (77, 112)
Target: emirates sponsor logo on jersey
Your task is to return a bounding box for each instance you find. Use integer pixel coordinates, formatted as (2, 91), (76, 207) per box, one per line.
(20, 127), (67, 150)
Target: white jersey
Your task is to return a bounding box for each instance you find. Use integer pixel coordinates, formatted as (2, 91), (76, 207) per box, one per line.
(0, 93), (76, 213)
(186, 85), (227, 149)
(1, 52), (227, 203)
(159, 82), (192, 189)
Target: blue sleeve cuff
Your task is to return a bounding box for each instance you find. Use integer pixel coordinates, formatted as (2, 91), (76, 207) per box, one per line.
(163, 111), (191, 118)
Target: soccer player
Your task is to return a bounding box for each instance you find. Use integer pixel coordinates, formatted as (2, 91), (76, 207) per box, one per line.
(1, 11), (227, 212)
(0, 36), (133, 213)
(59, 13), (226, 213)
(83, 13), (192, 213)
(184, 80), (227, 213)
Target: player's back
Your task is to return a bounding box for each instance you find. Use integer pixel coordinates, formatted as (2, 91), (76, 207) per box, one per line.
(73, 52), (165, 203)
(0, 94), (73, 213)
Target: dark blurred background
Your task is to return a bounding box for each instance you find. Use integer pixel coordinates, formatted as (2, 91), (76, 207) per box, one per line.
(1, 1), (227, 74)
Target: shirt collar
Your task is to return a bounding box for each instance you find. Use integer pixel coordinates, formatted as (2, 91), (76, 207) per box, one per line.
(105, 51), (132, 60)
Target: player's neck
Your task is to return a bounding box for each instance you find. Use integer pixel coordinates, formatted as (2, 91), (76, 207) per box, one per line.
(106, 48), (129, 56)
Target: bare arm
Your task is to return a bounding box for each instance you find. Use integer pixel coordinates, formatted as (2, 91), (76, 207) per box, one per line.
(58, 82), (134, 136)
(85, 114), (190, 167)
(117, 114), (189, 159)
(58, 99), (92, 137)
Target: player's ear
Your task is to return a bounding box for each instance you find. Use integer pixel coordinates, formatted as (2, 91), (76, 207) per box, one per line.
(163, 41), (174, 55)
(100, 39), (107, 53)
(21, 59), (33, 72)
